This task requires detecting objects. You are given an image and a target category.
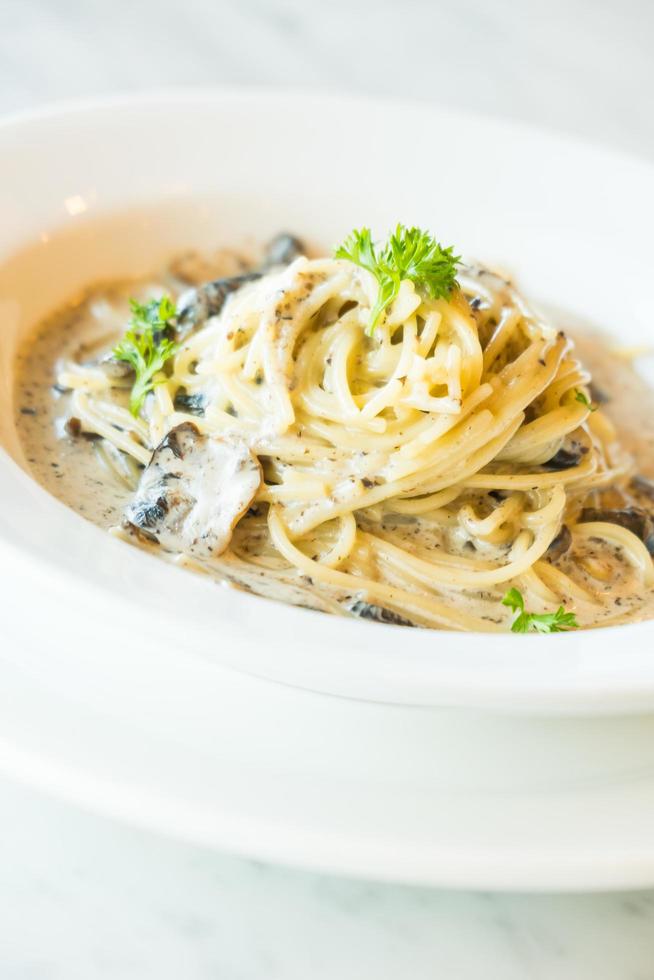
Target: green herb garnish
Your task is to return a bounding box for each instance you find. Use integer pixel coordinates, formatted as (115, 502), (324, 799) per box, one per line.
(113, 296), (179, 416)
(574, 389), (596, 411)
(335, 225), (460, 334)
(502, 587), (579, 634)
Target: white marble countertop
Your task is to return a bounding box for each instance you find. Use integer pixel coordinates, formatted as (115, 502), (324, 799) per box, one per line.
(3, 777), (654, 980)
(3, 0), (654, 976)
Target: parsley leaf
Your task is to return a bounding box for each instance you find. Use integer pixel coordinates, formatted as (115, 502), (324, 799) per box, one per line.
(113, 296), (179, 416)
(502, 587), (579, 634)
(574, 389), (596, 411)
(335, 224), (460, 334)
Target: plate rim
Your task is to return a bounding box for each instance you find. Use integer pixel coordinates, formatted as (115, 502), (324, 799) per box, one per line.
(1, 88), (654, 716)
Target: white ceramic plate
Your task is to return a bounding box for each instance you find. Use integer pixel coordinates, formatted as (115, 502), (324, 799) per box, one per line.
(2, 91), (654, 889)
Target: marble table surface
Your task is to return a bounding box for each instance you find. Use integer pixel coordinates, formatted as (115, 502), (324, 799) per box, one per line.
(2, 0), (654, 976)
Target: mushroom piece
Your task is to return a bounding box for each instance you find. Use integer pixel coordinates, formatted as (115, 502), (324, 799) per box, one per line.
(579, 507), (654, 556)
(175, 272), (262, 337)
(545, 524), (572, 561)
(63, 416), (101, 441)
(124, 422), (262, 558)
(173, 390), (206, 416)
(96, 352), (135, 381)
(541, 440), (587, 471)
(175, 232), (306, 338)
(631, 475), (654, 501)
(263, 233), (305, 268)
(100, 358), (132, 379)
(347, 599), (417, 627)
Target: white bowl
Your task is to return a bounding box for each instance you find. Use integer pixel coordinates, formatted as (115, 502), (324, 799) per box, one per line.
(4, 93), (654, 890)
(2, 91), (654, 715)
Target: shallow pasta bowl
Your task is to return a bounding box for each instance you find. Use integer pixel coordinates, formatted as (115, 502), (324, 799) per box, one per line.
(4, 93), (654, 890)
(1, 91), (654, 714)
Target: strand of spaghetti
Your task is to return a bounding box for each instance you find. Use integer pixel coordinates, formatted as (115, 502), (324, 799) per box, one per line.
(389, 412), (525, 494)
(365, 525), (555, 588)
(71, 391), (151, 464)
(518, 567), (560, 605)
(149, 380), (175, 446)
(283, 415), (524, 538)
(378, 563), (506, 626)
(417, 310), (441, 357)
(510, 531), (562, 605)
(261, 262), (351, 428)
(497, 405), (588, 463)
(458, 495), (523, 539)
(385, 338), (567, 485)
(371, 532), (500, 570)
(533, 560), (599, 604)
(315, 514), (358, 568)
(268, 507), (501, 631)
(572, 522), (654, 586)
(389, 485), (463, 513)
(363, 492), (563, 587)
(298, 385), (387, 432)
(74, 390), (150, 442)
(398, 383), (494, 460)
(520, 485), (567, 527)
(93, 439), (141, 489)
(462, 453), (596, 490)
(541, 363), (591, 411)
(58, 363), (116, 392)
(482, 307), (521, 372)
(445, 300), (483, 394)
(302, 412), (434, 452)
(329, 324), (363, 419)
(254, 438), (341, 463)
(260, 478), (330, 503)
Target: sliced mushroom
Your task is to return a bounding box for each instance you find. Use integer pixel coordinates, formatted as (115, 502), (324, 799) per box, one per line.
(176, 272), (261, 337)
(347, 599), (416, 627)
(579, 507), (654, 555)
(98, 352), (134, 381)
(175, 232), (306, 338)
(545, 524), (572, 561)
(124, 422), (261, 558)
(541, 440), (586, 471)
(64, 416), (82, 438)
(173, 390), (206, 416)
(263, 233), (305, 268)
(63, 416), (101, 441)
(631, 475), (654, 501)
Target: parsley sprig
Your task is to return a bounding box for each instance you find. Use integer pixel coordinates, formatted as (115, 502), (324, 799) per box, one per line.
(502, 587), (579, 634)
(335, 225), (460, 334)
(113, 296), (178, 416)
(574, 389), (596, 411)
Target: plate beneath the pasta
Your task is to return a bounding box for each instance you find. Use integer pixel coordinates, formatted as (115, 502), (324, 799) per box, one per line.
(2, 91), (654, 888)
(2, 90), (654, 710)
